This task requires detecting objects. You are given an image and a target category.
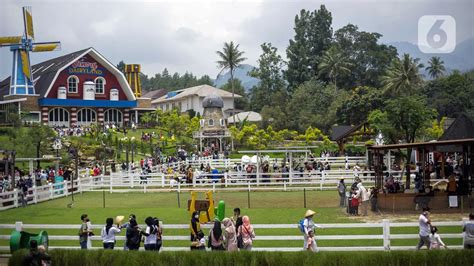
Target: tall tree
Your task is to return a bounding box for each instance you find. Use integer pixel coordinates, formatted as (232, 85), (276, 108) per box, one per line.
(285, 6), (333, 92)
(249, 43), (287, 111)
(318, 46), (352, 91)
(333, 24), (398, 88)
(336, 86), (386, 125)
(426, 56), (446, 79)
(216, 41), (246, 118)
(368, 95), (436, 189)
(381, 54), (424, 96)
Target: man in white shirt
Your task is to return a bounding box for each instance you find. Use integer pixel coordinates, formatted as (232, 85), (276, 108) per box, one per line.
(416, 207), (431, 250)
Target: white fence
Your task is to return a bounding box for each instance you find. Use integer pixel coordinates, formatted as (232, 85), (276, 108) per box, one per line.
(0, 168), (405, 211)
(0, 220), (467, 252)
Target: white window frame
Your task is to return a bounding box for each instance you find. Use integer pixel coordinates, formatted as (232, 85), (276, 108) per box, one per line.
(208, 119), (214, 126)
(67, 75), (79, 93)
(94, 77), (106, 94)
(77, 108), (97, 125)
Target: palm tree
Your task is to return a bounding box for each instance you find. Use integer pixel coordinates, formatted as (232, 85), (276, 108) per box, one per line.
(381, 53), (424, 96)
(318, 47), (352, 91)
(216, 41), (246, 119)
(426, 56), (446, 79)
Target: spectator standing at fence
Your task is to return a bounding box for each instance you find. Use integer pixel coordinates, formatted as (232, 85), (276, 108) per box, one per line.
(153, 217), (163, 251)
(209, 220), (225, 250)
(337, 178), (346, 207)
(237, 215), (255, 250)
(222, 218), (238, 251)
(463, 213), (474, 249)
(233, 208), (243, 232)
(302, 209), (319, 252)
(101, 217), (121, 249)
(143, 216), (158, 251)
(416, 207), (431, 250)
(190, 211), (201, 241)
(357, 183), (369, 216)
(369, 187), (379, 212)
(78, 214), (91, 249)
(126, 218), (141, 250)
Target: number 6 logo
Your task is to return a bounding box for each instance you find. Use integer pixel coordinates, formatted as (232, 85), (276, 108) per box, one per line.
(418, 15), (456, 54)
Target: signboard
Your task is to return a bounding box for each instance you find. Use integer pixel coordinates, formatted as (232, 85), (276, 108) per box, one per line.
(68, 58), (104, 76)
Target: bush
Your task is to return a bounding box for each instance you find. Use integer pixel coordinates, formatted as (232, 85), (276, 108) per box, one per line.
(9, 249), (474, 266)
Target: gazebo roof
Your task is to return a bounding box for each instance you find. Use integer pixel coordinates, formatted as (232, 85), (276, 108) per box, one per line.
(439, 113), (474, 141)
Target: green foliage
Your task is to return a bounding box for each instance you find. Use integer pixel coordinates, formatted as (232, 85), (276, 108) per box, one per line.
(336, 86), (386, 125)
(368, 95), (436, 144)
(381, 54), (424, 96)
(249, 42), (287, 112)
(9, 249), (474, 266)
(332, 24), (398, 89)
(285, 5), (333, 91)
(422, 117), (446, 141)
(318, 46), (352, 90)
(422, 70), (474, 118)
(426, 56), (446, 79)
(140, 67), (213, 92)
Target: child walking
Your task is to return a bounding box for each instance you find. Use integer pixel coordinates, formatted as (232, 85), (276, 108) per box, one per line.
(306, 230), (317, 252)
(429, 226), (448, 249)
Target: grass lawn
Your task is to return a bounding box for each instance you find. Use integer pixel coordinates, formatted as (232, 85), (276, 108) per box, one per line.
(0, 190), (468, 250)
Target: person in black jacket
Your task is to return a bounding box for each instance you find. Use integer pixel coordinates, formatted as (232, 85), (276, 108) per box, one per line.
(126, 218), (141, 250)
(22, 240), (51, 266)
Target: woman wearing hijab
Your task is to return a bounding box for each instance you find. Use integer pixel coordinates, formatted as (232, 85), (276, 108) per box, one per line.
(190, 211), (201, 241)
(126, 218), (141, 250)
(222, 218), (238, 251)
(101, 217), (121, 249)
(237, 215), (256, 251)
(209, 220), (224, 250)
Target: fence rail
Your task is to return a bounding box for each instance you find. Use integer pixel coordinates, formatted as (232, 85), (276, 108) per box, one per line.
(1, 168), (406, 211)
(0, 220), (468, 252)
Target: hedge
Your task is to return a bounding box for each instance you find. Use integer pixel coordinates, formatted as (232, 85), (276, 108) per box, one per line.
(9, 249), (474, 266)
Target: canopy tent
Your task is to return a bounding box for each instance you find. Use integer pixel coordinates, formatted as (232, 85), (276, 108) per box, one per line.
(227, 111), (262, 124)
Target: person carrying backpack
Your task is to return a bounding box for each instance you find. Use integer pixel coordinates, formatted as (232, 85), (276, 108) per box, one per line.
(300, 209), (320, 252)
(126, 218), (141, 250)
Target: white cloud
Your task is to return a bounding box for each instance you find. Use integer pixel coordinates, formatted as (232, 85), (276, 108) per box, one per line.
(0, 0), (472, 81)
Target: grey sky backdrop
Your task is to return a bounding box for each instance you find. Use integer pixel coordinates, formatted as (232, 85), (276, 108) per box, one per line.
(1, 0), (473, 80)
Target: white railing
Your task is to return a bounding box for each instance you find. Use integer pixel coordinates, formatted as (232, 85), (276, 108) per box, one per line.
(0, 219), (467, 252)
(0, 169), (404, 211)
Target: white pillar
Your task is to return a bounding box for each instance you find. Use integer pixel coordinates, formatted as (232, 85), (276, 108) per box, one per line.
(15, 221), (23, 232)
(289, 152), (293, 184)
(382, 219), (391, 250)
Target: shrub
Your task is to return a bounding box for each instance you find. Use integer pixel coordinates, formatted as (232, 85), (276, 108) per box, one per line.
(9, 249), (474, 266)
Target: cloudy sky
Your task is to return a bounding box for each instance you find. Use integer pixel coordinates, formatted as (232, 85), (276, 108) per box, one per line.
(1, 0), (472, 80)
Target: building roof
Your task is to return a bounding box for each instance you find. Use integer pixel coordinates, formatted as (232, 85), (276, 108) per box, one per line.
(439, 113), (474, 141)
(228, 111), (262, 123)
(142, 89), (167, 99)
(151, 84), (241, 104)
(330, 122), (371, 142)
(202, 95), (224, 108)
(0, 47), (136, 101)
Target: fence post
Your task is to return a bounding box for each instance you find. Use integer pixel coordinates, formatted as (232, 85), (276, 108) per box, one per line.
(284, 181), (287, 191)
(49, 182), (54, 199)
(224, 172), (228, 188)
(320, 171), (325, 191)
(109, 175), (113, 193)
(192, 173), (196, 188)
(161, 173), (165, 188)
(15, 221), (23, 232)
(131, 173), (134, 188)
(33, 185), (38, 204)
(12, 189), (18, 208)
(78, 178), (82, 194)
(64, 181), (68, 196)
(382, 219), (391, 251)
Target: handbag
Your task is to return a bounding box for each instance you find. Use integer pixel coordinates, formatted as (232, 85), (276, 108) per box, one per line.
(237, 234), (244, 249)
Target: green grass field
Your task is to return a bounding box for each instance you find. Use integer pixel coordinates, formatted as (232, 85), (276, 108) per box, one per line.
(0, 190), (468, 251)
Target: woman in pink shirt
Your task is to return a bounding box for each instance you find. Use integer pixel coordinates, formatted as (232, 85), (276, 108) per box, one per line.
(237, 215), (256, 250)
